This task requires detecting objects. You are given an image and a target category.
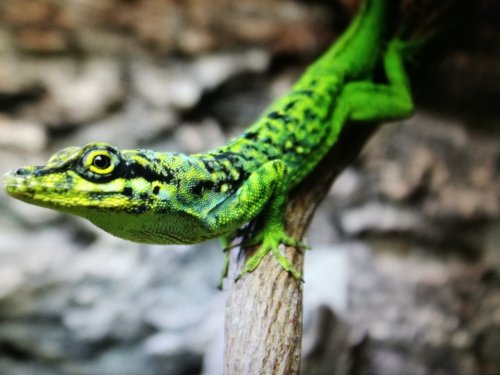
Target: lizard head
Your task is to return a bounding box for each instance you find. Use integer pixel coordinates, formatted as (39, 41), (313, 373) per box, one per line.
(4, 143), (220, 244)
(3, 143), (155, 217)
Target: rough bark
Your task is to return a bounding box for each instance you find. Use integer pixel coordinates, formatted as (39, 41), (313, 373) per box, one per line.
(223, 122), (379, 374)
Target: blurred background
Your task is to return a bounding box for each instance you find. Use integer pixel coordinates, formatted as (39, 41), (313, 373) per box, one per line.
(0, 0), (499, 374)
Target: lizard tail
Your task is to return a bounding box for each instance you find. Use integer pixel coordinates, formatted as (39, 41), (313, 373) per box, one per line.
(312, 0), (390, 78)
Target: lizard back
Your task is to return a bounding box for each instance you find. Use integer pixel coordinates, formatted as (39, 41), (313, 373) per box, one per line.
(203, 0), (388, 187)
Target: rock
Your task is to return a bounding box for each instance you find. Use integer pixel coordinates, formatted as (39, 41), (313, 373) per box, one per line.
(4, 57), (125, 128)
(483, 220), (500, 272)
(339, 202), (434, 238)
(132, 59), (202, 110)
(1, 0), (334, 55)
(2, 198), (62, 227)
(475, 326), (500, 370)
(328, 168), (366, 203)
(41, 58), (124, 127)
(346, 243), (500, 374)
(0, 321), (80, 361)
(363, 111), (500, 220)
(174, 119), (226, 154)
(0, 57), (39, 99)
(132, 50), (269, 112)
(0, 225), (225, 374)
(1, 0), (70, 53)
(67, 97), (177, 148)
(191, 50), (269, 91)
(0, 228), (78, 319)
(0, 115), (46, 152)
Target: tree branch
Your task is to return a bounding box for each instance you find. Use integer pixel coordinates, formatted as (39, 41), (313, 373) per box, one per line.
(223, 122), (379, 374)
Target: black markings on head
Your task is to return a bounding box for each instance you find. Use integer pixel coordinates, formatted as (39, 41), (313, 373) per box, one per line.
(123, 159), (175, 185)
(153, 185), (160, 195)
(15, 168), (31, 176)
(123, 187), (133, 197)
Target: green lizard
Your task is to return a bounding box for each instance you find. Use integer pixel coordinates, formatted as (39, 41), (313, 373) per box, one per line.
(4, 0), (414, 283)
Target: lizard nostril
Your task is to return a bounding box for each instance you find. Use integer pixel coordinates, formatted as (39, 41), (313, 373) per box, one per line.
(15, 168), (27, 176)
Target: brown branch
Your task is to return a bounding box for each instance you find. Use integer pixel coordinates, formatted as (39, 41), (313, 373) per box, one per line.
(223, 122), (379, 374)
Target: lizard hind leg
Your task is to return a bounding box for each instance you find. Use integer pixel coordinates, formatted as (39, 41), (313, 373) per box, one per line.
(336, 36), (415, 124)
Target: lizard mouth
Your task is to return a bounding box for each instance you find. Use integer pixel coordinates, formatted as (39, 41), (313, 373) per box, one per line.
(3, 169), (36, 198)
(3, 168), (73, 206)
(4, 167), (132, 213)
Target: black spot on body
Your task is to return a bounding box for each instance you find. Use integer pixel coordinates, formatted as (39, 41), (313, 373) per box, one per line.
(266, 123), (280, 132)
(295, 89), (313, 98)
(191, 179), (218, 196)
(204, 180), (215, 191)
(234, 166), (246, 181)
(243, 131), (259, 141)
(152, 185), (160, 195)
(267, 111), (287, 121)
(212, 152), (233, 161)
(201, 159), (215, 173)
(260, 137), (275, 146)
(304, 109), (317, 121)
(191, 181), (204, 196)
(283, 101), (297, 111)
(237, 153), (252, 161)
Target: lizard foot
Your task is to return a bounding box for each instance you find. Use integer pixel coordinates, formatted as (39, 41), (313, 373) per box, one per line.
(235, 226), (306, 283)
(387, 37), (428, 64)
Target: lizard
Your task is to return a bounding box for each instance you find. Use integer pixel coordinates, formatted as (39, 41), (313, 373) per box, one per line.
(3, 0), (414, 284)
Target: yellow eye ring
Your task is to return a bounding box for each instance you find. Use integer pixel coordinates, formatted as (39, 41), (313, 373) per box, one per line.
(84, 150), (116, 175)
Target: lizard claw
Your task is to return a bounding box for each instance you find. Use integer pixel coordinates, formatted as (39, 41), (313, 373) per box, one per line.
(235, 226), (305, 283)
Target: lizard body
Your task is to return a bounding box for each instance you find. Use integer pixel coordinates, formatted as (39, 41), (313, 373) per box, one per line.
(4, 0), (414, 280)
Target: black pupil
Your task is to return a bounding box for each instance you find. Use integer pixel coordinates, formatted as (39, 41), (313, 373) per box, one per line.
(93, 155), (111, 170)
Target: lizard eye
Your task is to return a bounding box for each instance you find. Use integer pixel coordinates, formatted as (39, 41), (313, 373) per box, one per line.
(92, 155), (111, 170)
(83, 150), (117, 175)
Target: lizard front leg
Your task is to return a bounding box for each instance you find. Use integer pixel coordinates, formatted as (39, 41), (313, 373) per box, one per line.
(207, 159), (303, 283)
